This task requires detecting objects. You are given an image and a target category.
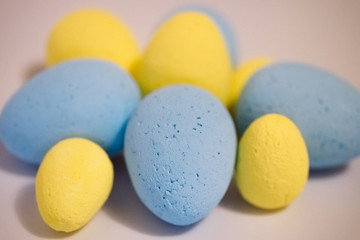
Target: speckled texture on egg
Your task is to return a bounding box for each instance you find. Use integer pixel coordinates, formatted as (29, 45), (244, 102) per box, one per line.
(36, 138), (113, 232)
(235, 62), (360, 169)
(0, 59), (140, 164)
(236, 114), (309, 210)
(124, 85), (237, 226)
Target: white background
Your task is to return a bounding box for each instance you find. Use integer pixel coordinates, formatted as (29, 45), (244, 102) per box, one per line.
(0, 0), (359, 239)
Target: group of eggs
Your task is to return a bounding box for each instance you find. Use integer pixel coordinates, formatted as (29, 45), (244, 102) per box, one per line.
(1, 6), (360, 233)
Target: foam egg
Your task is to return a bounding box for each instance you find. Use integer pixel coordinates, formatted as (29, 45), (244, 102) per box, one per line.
(36, 138), (113, 232)
(124, 85), (237, 225)
(172, 5), (238, 67)
(235, 62), (360, 169)
(134, 10), (235, 106)
(0, 59), (140, 164)
(236, 114), (309, 209)
(228, 57), (272, 112)
(47, 9), (139, 72)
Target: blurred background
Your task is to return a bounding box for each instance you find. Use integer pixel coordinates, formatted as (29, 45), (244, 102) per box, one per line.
(0, 0), (359, 239)
(1, 0), (360, 107)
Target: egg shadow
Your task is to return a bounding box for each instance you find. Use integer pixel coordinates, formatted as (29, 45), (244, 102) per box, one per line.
(23, 61), (46, 82)
(219, 177), (283, 215)
(15, 183), (76, 239)
(309, 165), (348, 179)
(0, 141), (38, 177)
(102, 154), (195, 236)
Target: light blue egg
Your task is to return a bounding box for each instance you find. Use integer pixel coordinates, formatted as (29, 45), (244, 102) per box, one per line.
(124, 85), (236, 226)
(235, 62), (360, 169)
(0, 59), (140, 165)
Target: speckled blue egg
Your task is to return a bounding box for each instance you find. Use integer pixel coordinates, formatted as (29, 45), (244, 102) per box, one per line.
(124, 85), (236, 226)
(0, 59), (140, 165)
(235, 62), (360, 169)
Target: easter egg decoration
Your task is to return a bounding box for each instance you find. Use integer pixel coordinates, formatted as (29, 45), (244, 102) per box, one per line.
(235, 62), (360, 169)
(134, 10), (236, 106)
(124, 85), (237, 225)
(0, 59), (140, 164)
(47, 9), (140, 72)
(36, 138), (113, 232)
(235, 114), (309, 209)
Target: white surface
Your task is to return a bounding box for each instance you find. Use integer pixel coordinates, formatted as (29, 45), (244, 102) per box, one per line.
(1, 0), (360, 239)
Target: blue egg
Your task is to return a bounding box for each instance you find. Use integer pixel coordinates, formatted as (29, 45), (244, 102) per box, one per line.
(162, 5), (238, 67)
(124, 85), (236, 226)
(0, 59), (140, 165)
(235, 62), (360, 169)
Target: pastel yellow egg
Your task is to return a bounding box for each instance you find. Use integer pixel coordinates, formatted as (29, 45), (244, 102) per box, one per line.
(36, 138), (113, 232)
(47, 9), (139, 72)
(134, 12), (232, 106)
(229, 57), (272, 113)
(235, 114), (309, 210)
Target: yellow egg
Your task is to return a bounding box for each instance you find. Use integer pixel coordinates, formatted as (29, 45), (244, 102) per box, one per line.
(47, 9), (139, 72)
(229, 57), (272, 113)
(235, 114), (309, 210)
(35, 138), (113, 232)
(134, 12), (232, 106)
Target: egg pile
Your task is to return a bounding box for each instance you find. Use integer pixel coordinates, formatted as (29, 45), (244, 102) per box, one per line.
(0, 7), (360, 232)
